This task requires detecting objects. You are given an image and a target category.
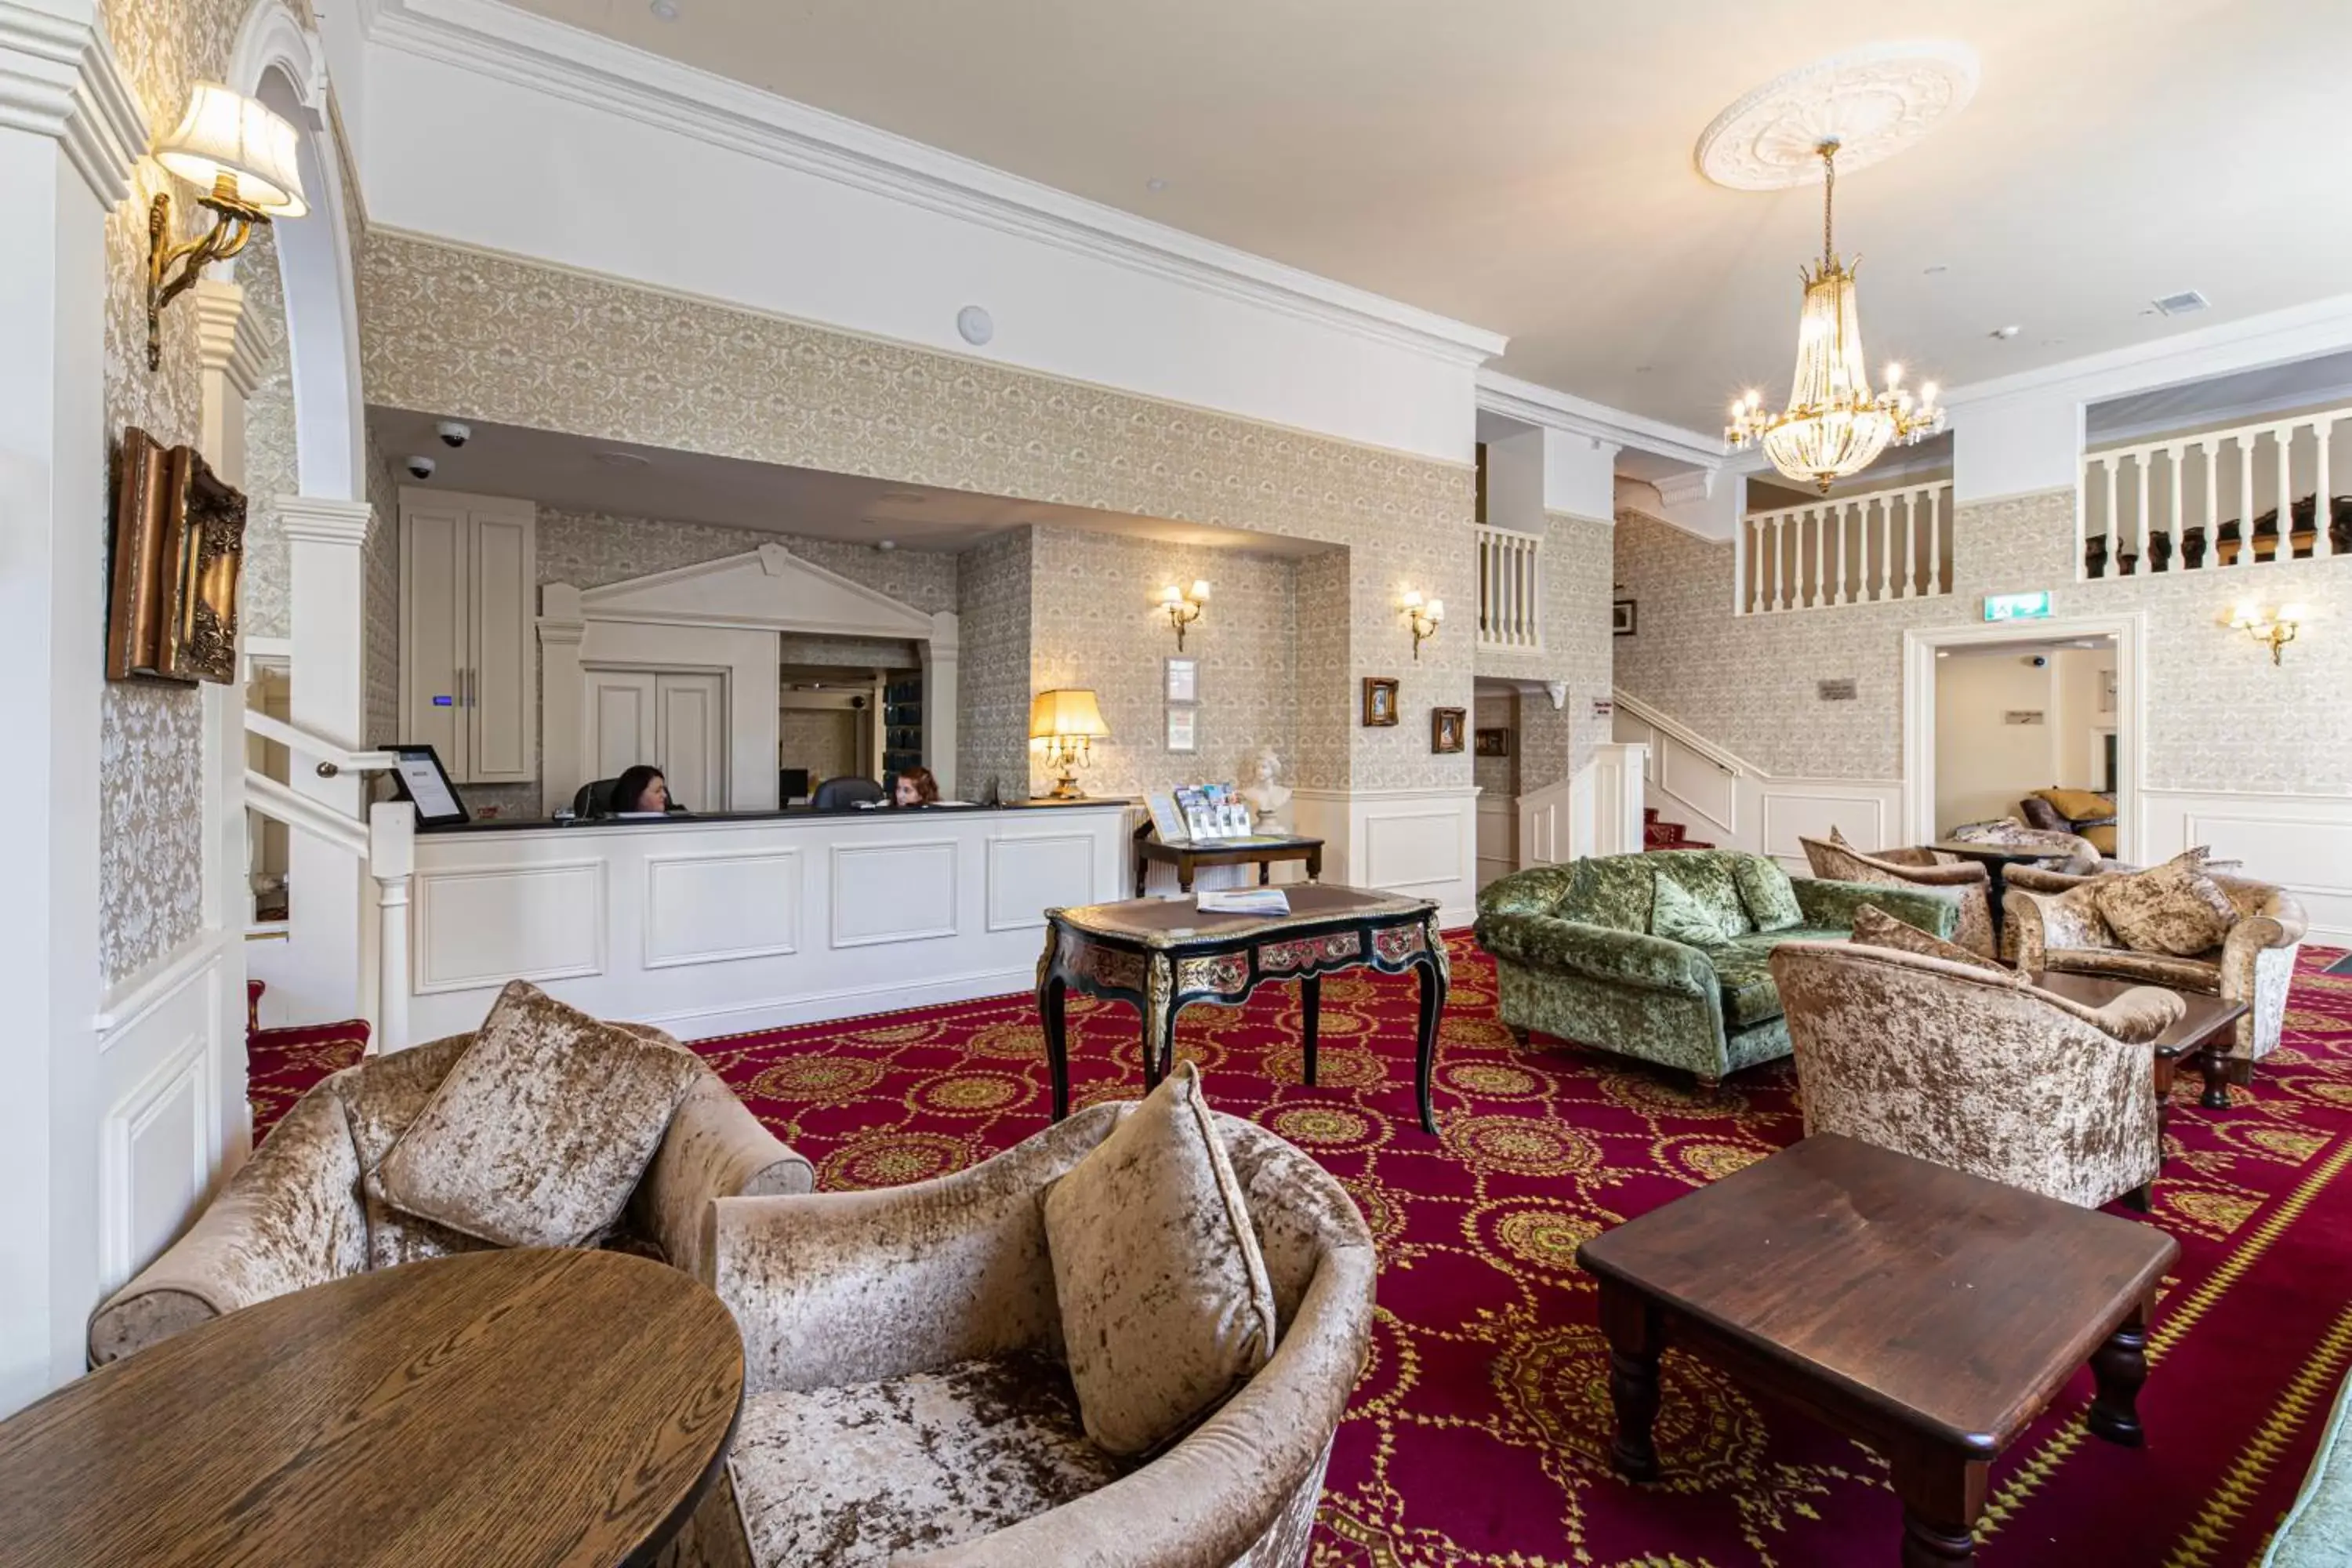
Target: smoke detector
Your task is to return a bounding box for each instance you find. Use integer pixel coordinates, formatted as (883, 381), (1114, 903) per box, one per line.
(2152, 290), (2209, 318)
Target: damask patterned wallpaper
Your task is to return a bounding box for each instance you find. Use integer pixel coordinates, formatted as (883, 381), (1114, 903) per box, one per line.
(1614, 488), (2352, 793)
(96, 0), (252, 985)
(1027, 526), (1301, 800)
(235, 229), (296, 639)
(358, 230), (1477, 793)
(1475, 510), (1615, 790)
(956, 530), (1033, 800)
(364, 434), (404, 747)
(779, 710), (858, 784)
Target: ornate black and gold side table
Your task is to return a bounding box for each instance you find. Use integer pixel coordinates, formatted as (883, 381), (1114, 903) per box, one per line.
(1035, 884), (1450, 1134)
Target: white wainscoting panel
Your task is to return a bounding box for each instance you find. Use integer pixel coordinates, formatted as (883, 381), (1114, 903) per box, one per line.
(1296, 786), (1479, 927)
(1759, 788), (1896, 866)
(415, 861), (608, 993)
(102, 1033), (218, 1293)
(1364, 808), (1466, 891)
(985, 831), (1097, 931)
(1657, 740), (1738, 837)
(2143, 789), (2352, 948)
(1475, 797), (1515, 890)
(644, 848), (802, 968)
(832, 838), (958, 947)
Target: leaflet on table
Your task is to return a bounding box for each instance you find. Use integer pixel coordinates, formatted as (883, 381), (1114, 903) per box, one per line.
(1197, 887), (1290, 916)
(1171, 782), (1255, 841)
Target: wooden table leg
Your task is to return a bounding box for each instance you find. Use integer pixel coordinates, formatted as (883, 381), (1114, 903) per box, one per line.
(2087, 1302), (2151, 1447)
(1893, 1447), (1987, 1566)
(2153, 1055), (2176, 1167)
(1301, 973), (1320, 1086)
(1040, 975), (1070, 1122)
(1143, 953), (1176, 1093)
(1414, 951), (1447, 1135)
(1595, 1280), (1662, 1483)
(1259, 861), (1272, 886)
(1178, 860), (1196, 895)
(2198, 1047), (2232, 1109)
(1306, 846), (1322, 884)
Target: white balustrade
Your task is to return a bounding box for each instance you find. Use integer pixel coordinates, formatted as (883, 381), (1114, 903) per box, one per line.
(1475, 523), (1544, 651)
(1738, 481), (1953, 615)
(2082, 405), (2347, 578)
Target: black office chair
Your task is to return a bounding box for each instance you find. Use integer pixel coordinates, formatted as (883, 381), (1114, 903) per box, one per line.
(571, 779), (622, 818)
(811, 775), (885, 810)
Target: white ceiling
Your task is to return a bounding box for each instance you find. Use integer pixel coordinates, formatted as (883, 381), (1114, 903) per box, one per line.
(503, 0), (2352, 434)
(365, 408), (1334, 557)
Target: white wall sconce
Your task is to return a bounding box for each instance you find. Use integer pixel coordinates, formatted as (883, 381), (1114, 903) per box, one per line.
(1160, 580), (1210, 649)
(147, 82), (309, 371)
(1401, 590), (1444, 660)
(2229, 601), (2304, 665)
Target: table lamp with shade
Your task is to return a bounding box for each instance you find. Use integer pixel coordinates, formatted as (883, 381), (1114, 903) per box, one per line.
(1029, 688), (1109, 799)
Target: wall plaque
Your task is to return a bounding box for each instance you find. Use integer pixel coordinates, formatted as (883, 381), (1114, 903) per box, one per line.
(1817, 679), (1857, 702)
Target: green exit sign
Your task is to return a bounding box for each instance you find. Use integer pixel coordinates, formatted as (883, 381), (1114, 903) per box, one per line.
(1984, 591), (2054, 622)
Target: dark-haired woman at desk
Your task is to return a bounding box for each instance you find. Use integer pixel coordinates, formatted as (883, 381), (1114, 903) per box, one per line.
(612, 764), (677, 816)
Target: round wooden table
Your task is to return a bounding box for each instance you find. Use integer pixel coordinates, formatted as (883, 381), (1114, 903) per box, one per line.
(0, 1248), (744, 1567)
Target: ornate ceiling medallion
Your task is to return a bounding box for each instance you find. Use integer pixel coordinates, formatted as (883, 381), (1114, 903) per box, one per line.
(1696, 41), (1979, 192)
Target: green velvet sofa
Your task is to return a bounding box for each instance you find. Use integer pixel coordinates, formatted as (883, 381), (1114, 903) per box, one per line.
(1472, 849), (1962, 1082)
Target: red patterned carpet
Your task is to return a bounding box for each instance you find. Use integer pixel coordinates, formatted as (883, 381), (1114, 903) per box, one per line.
(250, 942), (2352, 1566)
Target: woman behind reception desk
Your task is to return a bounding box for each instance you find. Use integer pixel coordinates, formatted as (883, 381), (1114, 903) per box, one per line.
(611, 764), (677, 817)
(891, 767), (940, 808)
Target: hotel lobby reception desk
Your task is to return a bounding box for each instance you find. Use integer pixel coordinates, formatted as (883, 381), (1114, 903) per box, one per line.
(405, 803), (1131, 1041)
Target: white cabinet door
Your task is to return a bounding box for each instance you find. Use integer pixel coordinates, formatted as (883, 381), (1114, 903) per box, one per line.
(586, 669), (658, 784)
(655, 672), (728, 812)
(398, 502), (468, 771)
(467, 500), (536, 782)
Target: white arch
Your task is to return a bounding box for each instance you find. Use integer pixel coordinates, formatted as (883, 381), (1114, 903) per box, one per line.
(230, 0), (367, 502)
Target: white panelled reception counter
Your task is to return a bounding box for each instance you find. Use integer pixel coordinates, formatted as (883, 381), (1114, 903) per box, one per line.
(405, 801), (1132, 1042)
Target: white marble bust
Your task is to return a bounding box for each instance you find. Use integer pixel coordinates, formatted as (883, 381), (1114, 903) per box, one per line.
(1240, 747), (1290, 826)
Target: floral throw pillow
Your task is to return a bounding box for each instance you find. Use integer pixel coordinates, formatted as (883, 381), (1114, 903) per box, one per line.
(2095, 853), (2238, 957)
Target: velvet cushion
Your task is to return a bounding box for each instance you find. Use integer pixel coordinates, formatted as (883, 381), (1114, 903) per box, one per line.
(2083, 822), (2118, 857)
(1650, 873), (1740, 948)
(372, 981), (702, 1250)
(1851, 902), (2022, 981)
(1040, 1061), (1279, 1457)
(2096, 853), (2239, 957)
(2038, 787), (2118, 822)
(1653, 852), (1756, 938)
(1558, 855), (1653, 932)
(1733, 855), (1806, 933)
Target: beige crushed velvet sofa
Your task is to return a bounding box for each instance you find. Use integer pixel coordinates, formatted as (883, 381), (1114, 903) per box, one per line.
(88, 1031), (813, 1365)
(2005, 869), (2307, 1076)
(1770, 939), (2183, 1210)
(658, 1101), (1377, 1568)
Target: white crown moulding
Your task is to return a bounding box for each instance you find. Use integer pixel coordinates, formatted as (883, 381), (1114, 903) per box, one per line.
(0, 2), (149, 206)
(1475, 370), (1726, 473)
(355, 0), (1509, 370)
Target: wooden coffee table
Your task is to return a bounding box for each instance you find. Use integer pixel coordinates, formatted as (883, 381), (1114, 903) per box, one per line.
(0, 1249), (743, 1566)
(1037, 884), (1449, 1131)
(1578, 1134), (2177, 1565)
(1134, 822), (1323, 897)
(2031, 970), (2249, 1117)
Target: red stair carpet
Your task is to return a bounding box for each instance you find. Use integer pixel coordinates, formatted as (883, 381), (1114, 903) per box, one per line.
(248, 945), (2352, 1565)
(1644, 804), (1715, 851)
(244, 979), (368, 1136)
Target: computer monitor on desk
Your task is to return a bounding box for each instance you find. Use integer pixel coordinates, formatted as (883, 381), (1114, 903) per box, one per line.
(779, 768), (811, 804)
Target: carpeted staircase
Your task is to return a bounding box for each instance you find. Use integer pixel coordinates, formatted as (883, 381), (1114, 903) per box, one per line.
(245, 979), (369, 1132)
(1642, 804), (1713, 851)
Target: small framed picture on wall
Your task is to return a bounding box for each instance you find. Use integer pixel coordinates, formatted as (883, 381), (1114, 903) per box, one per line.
(1165, 656), (1199, 704)
(1431, 707), (1467, 753)
(1166, 705), (1198, 753)
(1475, 727), (1510, 757)
(1362, 677), (1399, 727)
(1613, 599), (1639, 637)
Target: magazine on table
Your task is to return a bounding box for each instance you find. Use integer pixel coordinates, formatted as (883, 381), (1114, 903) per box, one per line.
(1171, 781), (1255, 842)
(1197, 887), (1290, 916)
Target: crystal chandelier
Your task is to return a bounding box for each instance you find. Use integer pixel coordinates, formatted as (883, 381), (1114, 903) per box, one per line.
(1726, 140), (1943, 492)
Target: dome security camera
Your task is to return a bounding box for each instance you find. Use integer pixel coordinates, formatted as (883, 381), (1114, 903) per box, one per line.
(405, 454), (437, 480)
(436, 420), (471, 448)
(2027, 653), (2049, 668)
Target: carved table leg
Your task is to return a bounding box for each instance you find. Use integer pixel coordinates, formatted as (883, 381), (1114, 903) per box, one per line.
(1893, 1443), (1987, 1566)
(1143, 953), (1176, 1093)
(2152, 1055), (2176, 1168)
(2088, 1304), (2151, 1447)
(1036, 928), (1070, 1122)
(2199, 1047), (2234, 1109)
(1595, 1280), (1661, 1483)
(1301, 973), (1321, 1087)
(1414, 912), (1450, 1135)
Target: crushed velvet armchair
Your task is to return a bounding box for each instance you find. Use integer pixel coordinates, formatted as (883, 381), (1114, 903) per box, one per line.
(658, 1102), (1375, 1568)
(1769, 940), (2183, 1210)
(1944, 817), (2103, 874)
(89, 1031), (812, 1366)
(1474, 850), (1962, 1084)
(1800, 830), (1997, 959)
(2006, 870), (2307, 1082)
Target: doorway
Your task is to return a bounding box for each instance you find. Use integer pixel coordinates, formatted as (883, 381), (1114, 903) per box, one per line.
(1901, 613), (2145, 862)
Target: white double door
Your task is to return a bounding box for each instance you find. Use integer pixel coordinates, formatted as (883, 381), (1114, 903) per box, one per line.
(586, 667), (729, 813)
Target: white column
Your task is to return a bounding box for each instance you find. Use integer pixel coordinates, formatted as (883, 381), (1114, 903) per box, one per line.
(279, 495), (374, 1028)
(923, 610), (961, 799)
(0, 0), (147, 1414)
(537, 585), (587, 816)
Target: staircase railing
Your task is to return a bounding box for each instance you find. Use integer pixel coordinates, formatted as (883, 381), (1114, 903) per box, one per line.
(1475, 523), (1544, 651)
(1738, 480), (1953, 614)
(241, 710), (414, 1053)
(2082, 402), (2348, 576)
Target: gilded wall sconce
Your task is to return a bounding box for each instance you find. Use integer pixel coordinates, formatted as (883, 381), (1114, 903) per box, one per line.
(2228, 601), (2304, 665)
(1160, 580), (1210, 648)
(1401, 590), (1444, 660)
(147, 83), (309, 370)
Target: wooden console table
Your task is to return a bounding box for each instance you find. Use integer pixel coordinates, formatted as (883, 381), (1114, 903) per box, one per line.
(1133, 822), (1323, 896)
(1036, 884), (1448, 1131)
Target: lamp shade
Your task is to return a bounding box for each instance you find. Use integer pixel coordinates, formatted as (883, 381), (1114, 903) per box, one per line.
(155, 83), (308, 217)
(1029, 688), (1109, 741)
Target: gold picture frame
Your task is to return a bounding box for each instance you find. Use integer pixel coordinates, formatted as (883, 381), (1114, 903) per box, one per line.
(1362, 677), (1399, 727)
(1432, 706), (1467, 753)
(108, 426), (248, 684)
